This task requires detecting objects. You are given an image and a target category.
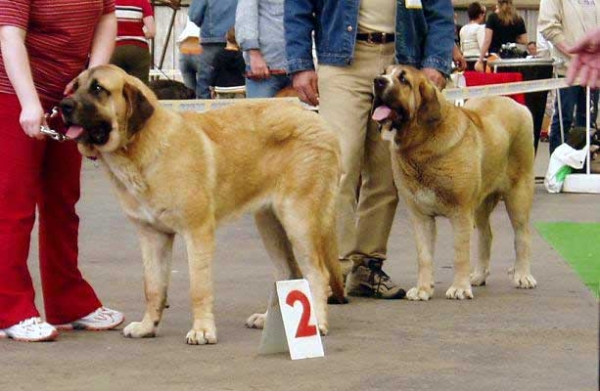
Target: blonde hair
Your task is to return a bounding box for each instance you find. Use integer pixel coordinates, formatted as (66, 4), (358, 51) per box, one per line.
(496, 0), (519, 25)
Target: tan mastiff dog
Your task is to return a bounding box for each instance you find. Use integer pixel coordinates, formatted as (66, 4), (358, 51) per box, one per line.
(59, 65), (346, 344)
(372, 65), (537, 301)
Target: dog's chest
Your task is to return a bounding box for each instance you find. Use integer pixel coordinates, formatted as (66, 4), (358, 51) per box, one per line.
(407, 187), (441, 215)
(101, 156), (174, 232)
(119, 193), (174, 232)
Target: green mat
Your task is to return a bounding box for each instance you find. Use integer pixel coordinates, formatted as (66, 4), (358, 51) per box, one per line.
(535, 222), (600, 298)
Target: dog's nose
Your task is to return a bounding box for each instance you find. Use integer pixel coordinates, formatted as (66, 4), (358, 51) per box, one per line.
(59, 98), (76, 116)
(373, 76), (389, 92)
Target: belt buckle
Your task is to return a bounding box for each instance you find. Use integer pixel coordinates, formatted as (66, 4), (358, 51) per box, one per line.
(367, 33), (374, 44)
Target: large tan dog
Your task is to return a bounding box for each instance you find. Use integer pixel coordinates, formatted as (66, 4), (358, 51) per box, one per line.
(372, 65), (537, 301)
(59, 65), (346, 344)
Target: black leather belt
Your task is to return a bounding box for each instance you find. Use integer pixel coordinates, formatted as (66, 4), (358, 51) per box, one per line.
(356, 32), (395, 44)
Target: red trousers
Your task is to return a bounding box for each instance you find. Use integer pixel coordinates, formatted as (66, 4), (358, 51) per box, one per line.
(0, 93), (101, 328)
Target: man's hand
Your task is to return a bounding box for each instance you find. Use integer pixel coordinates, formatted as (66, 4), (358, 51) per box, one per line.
(566, 27), (600, 88)
(292, 70), (319, 106)
(421, 67), (447, 89)
(247, 49), (270, 79)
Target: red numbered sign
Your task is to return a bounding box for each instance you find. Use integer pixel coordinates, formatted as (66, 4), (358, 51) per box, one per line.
(274, 279), (324, 360)
(285, 290), (317, 338)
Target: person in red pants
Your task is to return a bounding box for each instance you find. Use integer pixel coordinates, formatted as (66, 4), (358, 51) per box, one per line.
(0, 0), (124, 342)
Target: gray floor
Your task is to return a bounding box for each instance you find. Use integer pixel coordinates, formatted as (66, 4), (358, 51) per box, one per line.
(1, 145), (598, 391)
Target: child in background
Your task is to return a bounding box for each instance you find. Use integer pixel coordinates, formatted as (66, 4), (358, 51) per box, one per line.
(209, 28), (246, 99)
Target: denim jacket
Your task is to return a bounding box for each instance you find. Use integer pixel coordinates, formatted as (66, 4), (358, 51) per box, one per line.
(235, 0), (287, 71)
(284, 0), (454, 76)
(188, 0), (238, 44)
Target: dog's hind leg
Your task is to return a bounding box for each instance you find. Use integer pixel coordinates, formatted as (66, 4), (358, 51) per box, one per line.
(504, 180), (537, 289)
(471, 194), (501, 286)
(275, 198), (341, 336)
(123, 224), (174, 339)
(406, 211), (436, 301)
(184, 222), (218, 345)
(246, 206), (302, 330)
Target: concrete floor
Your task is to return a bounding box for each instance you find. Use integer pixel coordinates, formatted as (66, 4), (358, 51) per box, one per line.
(0, 144), (598, 391)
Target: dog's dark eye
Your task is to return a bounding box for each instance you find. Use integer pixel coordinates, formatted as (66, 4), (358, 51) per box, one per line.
(398, 72), (409, 85)
(90, 81), (109, 96)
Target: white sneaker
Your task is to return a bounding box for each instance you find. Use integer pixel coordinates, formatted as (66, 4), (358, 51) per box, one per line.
(1, 317), (58, 342)
(55, 307), (124, 331)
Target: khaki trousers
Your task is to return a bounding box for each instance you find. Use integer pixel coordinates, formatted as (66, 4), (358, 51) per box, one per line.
(318, 41), (399, 262)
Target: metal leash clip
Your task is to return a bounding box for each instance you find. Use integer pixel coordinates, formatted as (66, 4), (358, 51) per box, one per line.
(39, 107), (68, 142)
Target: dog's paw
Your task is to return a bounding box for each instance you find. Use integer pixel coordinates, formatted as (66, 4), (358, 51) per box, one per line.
(512, 272), (537, 289)
(406, 287), (433, 301)
(470, 270), (489, 286)
(245, 312), (266, 329)
(185, 327), (217, 345)
(123, 321), (156, 338)
(445, 285), (474, 300)
(317, 321), (330, 336)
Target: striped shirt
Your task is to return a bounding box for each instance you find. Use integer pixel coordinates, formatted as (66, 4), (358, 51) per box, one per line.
(0, 0), (115, 103)
(116, 0), (153, 48)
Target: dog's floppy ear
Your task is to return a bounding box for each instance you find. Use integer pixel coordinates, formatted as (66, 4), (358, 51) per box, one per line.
(123, 82), (154, 135)
(418, 79), (442, 125)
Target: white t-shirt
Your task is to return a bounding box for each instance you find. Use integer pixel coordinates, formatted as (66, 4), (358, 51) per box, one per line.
(460, 23), (486, 57)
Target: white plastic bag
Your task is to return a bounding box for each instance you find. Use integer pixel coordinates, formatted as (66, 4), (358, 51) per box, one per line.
(544, 143), (589, 193)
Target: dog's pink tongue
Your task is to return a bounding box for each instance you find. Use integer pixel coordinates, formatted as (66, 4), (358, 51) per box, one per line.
(372, 105), (392, 121)
(66, 125), (84, 140)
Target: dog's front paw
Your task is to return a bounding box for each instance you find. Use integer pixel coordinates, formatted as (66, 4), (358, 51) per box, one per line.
(123, 321), (156, 338)
(245, 312), (266, 329)
(406, 286), (433, 301)
(511, 271), (537, 289)
(445, 285), (474, 300)
(186, 326), (217, 345)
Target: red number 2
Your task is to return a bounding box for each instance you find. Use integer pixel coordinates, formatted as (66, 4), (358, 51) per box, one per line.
(285, 290), (317, 338)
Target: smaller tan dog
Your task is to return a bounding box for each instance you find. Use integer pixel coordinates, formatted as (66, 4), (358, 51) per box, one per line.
(372, 65), (537, 300)
(59, 65), (346, 344)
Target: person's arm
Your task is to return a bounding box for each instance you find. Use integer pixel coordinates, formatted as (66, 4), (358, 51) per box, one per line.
(285, 0), (319, 105)
(420, 0), (455, 88)
(235, 0), (269, 78)
(515, 18), (527, 45)
(475, 27), (493, 71)
(516, 33), (528, 45)
(143, 16), (156, 39)
(538, 0), (570, 56)
(0, 26), (44, 139)
(453, 44), (466, 71)
(476, 25), (486, 50)
(188, 0), (208, 28)
(88, 11), (117, 68)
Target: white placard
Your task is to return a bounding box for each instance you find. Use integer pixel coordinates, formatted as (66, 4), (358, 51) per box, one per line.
(258, 279), (324, 360)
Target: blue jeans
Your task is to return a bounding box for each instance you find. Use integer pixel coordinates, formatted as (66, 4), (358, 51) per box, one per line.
(245, 74), (292, 98)
(549, 85), (598, 155)
(179, 53), (202, 98)
(196, 44), (225, 99)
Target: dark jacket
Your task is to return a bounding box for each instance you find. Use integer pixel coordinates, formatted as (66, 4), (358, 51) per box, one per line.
(284, 0), (455, 76)
(210, 49), (246, 87)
